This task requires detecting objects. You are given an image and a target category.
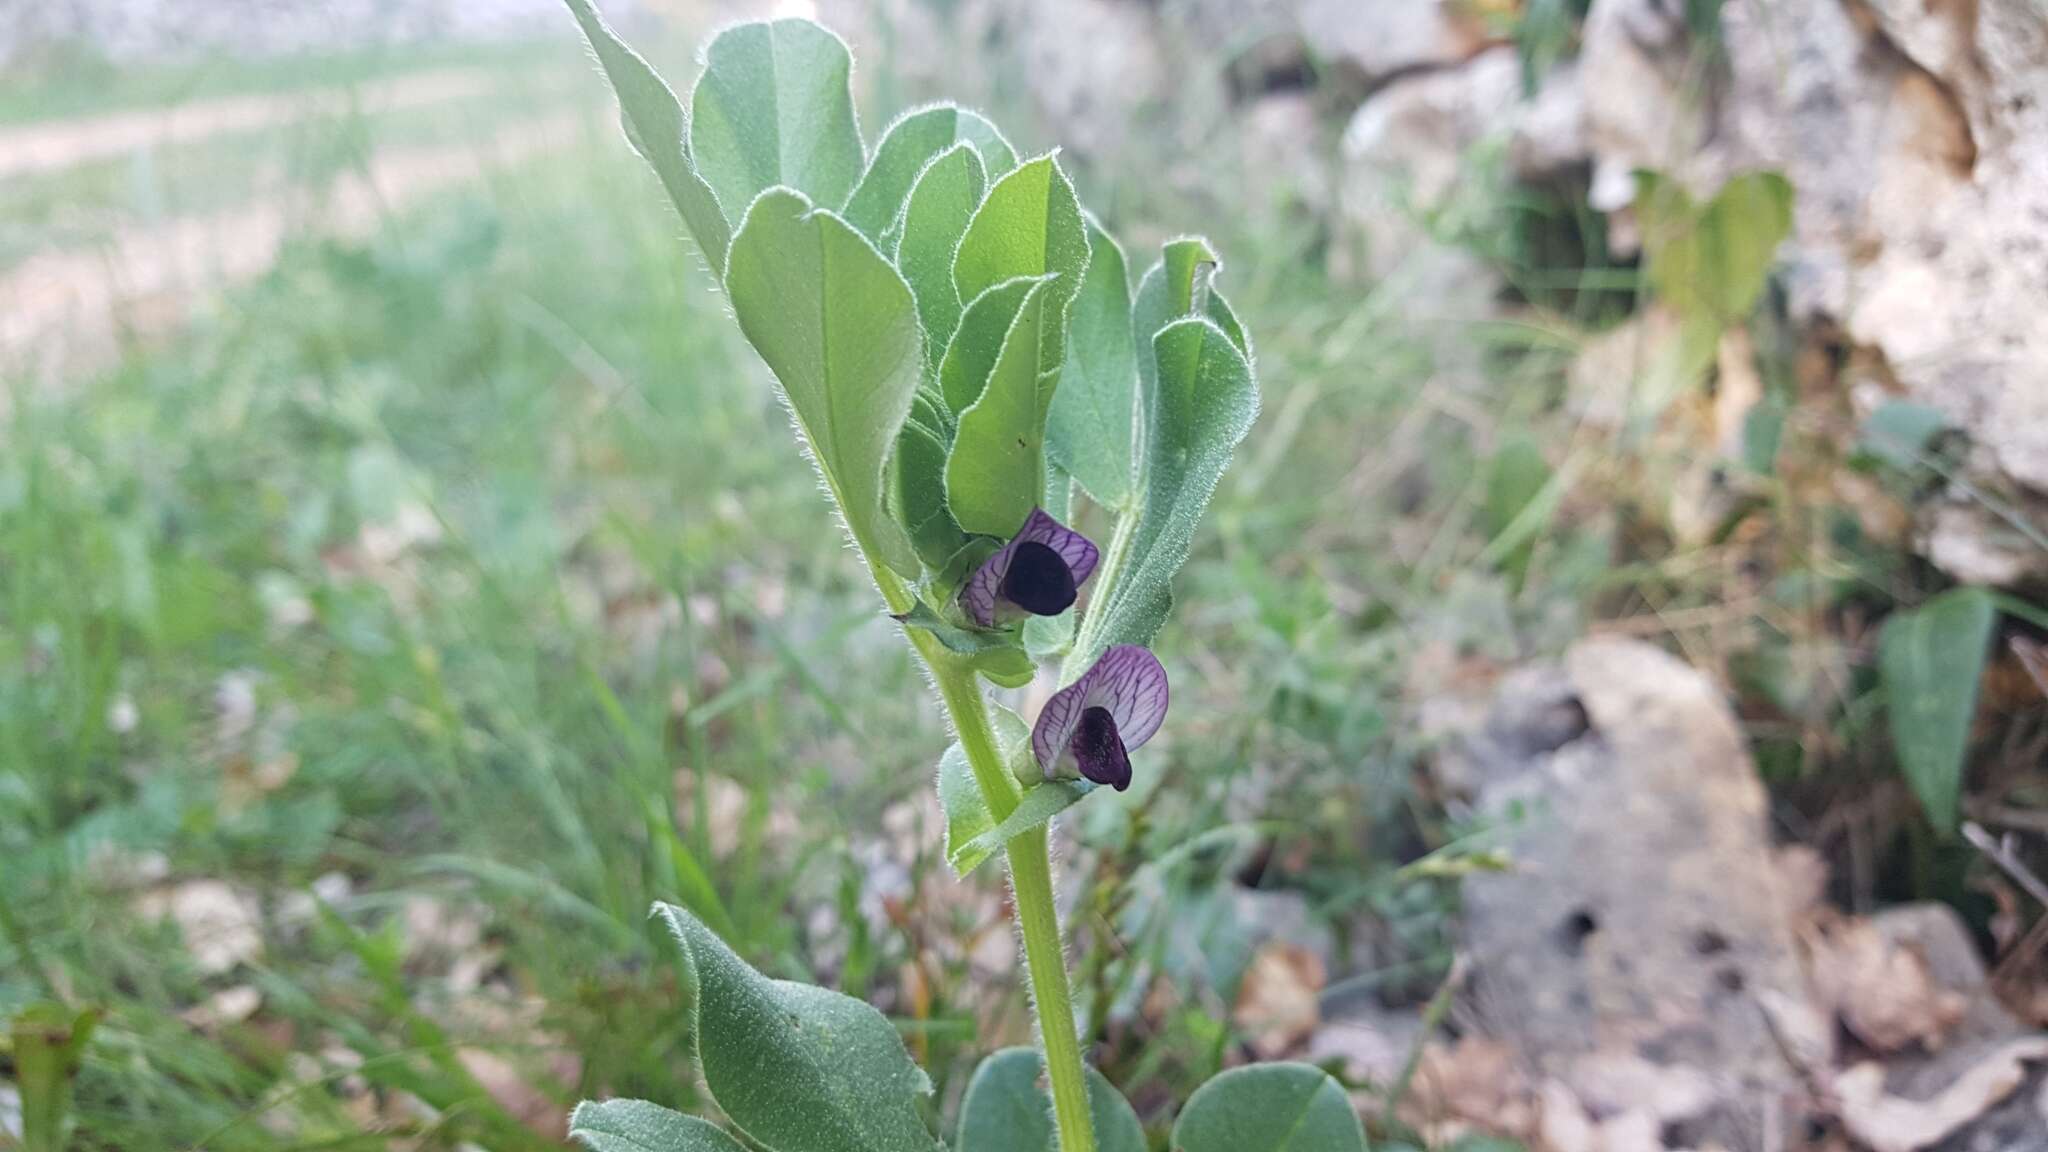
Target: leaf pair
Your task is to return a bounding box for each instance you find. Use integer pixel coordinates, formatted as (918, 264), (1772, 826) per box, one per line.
(1634, 170), (1793, 327)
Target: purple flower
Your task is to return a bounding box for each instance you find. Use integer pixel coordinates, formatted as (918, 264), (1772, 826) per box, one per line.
(961, 508), (1100, 628)
(1031, 645), (1168, 791)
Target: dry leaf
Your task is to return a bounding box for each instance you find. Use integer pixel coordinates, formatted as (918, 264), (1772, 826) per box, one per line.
(1832, 1037), (2048, 1152)
(1805, 916), (1967, 1052)
(1232, 941), (1326, 1059)
(1401, 1038), (1538, 1146)
(2012, 637), (2048, 700)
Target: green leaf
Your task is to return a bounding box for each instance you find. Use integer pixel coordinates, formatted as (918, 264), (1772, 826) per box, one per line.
(1879, 587), (1997, 832)
(896, 144), (988, 375)
(938, 705), (1028, 876)
(570, 1100), (748, 1152)
(941, 277), (1046, 416)
(656, 903), (943, 1152)
(971, 645), (1039, 688)
(1172, 1064), (1367, 1152)
(1129, 238), (1245, 428)
(956, 1048), (1147, 1152)
(562, 0), (732, 274)
(952, 155), (1090, 374)
(1482, 435), (1551, 580)
(1637, 170), (1793, 324)
(11, 1003), (100, 1152)
(1077, 318), (1258, 668)
(951, 780), (1093, 878)
(948, 278), (1055, 536)
(690, 20), (865, 221)
(844, 104), (1015, 245)
(1859, 400), (1949, 472)
(892, 419), (967, 569)
(725, 189), (923, 577)
(1046, 218), (1138, 510)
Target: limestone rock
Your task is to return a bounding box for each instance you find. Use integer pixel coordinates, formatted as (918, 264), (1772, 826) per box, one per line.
(1294, 0), (1491, 90)
(1456, 638), (1812, 1149)
(1335, 46), (1519, 282)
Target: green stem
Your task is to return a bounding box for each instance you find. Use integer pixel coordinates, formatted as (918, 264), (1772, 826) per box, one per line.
(922, 638), (1095, 1152)
(1061, 511), (1138, 683)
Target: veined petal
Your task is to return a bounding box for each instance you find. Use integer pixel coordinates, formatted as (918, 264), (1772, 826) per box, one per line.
(961, 507), (1099, 627)
(1031, 644), (1168, 780)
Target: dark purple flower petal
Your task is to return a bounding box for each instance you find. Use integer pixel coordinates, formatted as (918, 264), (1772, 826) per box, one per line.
(1032, 645), (1168, 790)
(961, 507), (1100, 627)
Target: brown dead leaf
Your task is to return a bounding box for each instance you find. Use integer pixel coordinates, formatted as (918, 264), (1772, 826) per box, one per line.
(1805, 915), (1968, 1053)
(2009, 637), (2048, 700)
(1832, 1037), (2048, 1152)
(458, 1047), (576, 1141)
(1232, 942), (1326, 1059)
(1400, 1038), (1538, 1146)
(1772, 844), (1830, 931)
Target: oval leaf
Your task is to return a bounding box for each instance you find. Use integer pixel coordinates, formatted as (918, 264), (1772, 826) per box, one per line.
(725, 189), (923, 577)
(952, 155), (1090, 374)
(570, 1100), (748, 1152)
(897, 144), (989, 376)
(563, 0), (731, 275)
(1172, 1064), (1366, 1152)
(656, 903), (943, 1152)
(1075, 317), (1258, 671)
(957, 1047), (1147, 1152)
(947, 279), (1054, 536)
(845, 104), (1015, 244)
(1046, 218), (1138, 510)
(690, 20), (866, 220)
(1879, 587), (1997, 831)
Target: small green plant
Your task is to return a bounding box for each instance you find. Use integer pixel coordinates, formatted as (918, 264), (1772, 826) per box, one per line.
(562, 5), (1360, 1152)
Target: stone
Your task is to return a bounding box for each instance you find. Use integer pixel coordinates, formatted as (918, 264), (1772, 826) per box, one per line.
(1294, 0), (1491, 91)
(1507, 59), (1590, 182)
(1456, 638), (1813, 1149)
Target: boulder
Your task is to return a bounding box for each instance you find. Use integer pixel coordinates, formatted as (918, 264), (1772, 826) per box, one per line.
(1454, 637), (1813, 1149)
(1571, 0), (2048, 584)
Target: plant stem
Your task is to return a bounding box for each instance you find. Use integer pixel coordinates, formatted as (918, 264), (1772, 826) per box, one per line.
(922, 639), (1095, 1152)
(878, 568), (1095, 1152)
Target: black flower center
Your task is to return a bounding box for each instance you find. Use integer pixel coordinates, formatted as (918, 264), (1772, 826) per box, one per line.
(1001, 540), (1077, 617)
(1071, 706), (1131, 791)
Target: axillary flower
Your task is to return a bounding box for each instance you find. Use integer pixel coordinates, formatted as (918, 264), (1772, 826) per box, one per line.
(1032, 645), (1168, 791)
(962, 507), (1100, 626)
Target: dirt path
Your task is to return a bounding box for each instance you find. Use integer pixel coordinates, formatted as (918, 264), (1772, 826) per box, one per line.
(0, 110), (590, 381)
(0, 67), (503, 180)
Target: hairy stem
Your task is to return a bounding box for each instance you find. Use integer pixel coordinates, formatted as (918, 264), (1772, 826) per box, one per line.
(922, 638), (1095, 1152)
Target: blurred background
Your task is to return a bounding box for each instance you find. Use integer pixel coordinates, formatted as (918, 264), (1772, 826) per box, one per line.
(2, 1), (2046, 1149)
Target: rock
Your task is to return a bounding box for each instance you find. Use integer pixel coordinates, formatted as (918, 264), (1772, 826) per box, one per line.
(1565, 0), (2048, 583)
(1713, 0), (2048, 582)
(1336, 46), (1520, 282)
(1508, 59), (1591, 182)
(1236, 91), (1334, 216)
(1306, 999), (1426, 1086)
(1294, 0), (1492, 90)
(1578, 0), (1723, 214)
(977, 0), (1172, 159)
(1456, 638), (1813, 1150)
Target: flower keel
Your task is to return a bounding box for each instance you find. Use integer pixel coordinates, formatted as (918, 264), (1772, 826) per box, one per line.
(963, 508), (1100, 627)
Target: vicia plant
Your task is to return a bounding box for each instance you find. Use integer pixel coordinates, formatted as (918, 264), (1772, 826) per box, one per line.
(563, 6), (1366, 1151)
